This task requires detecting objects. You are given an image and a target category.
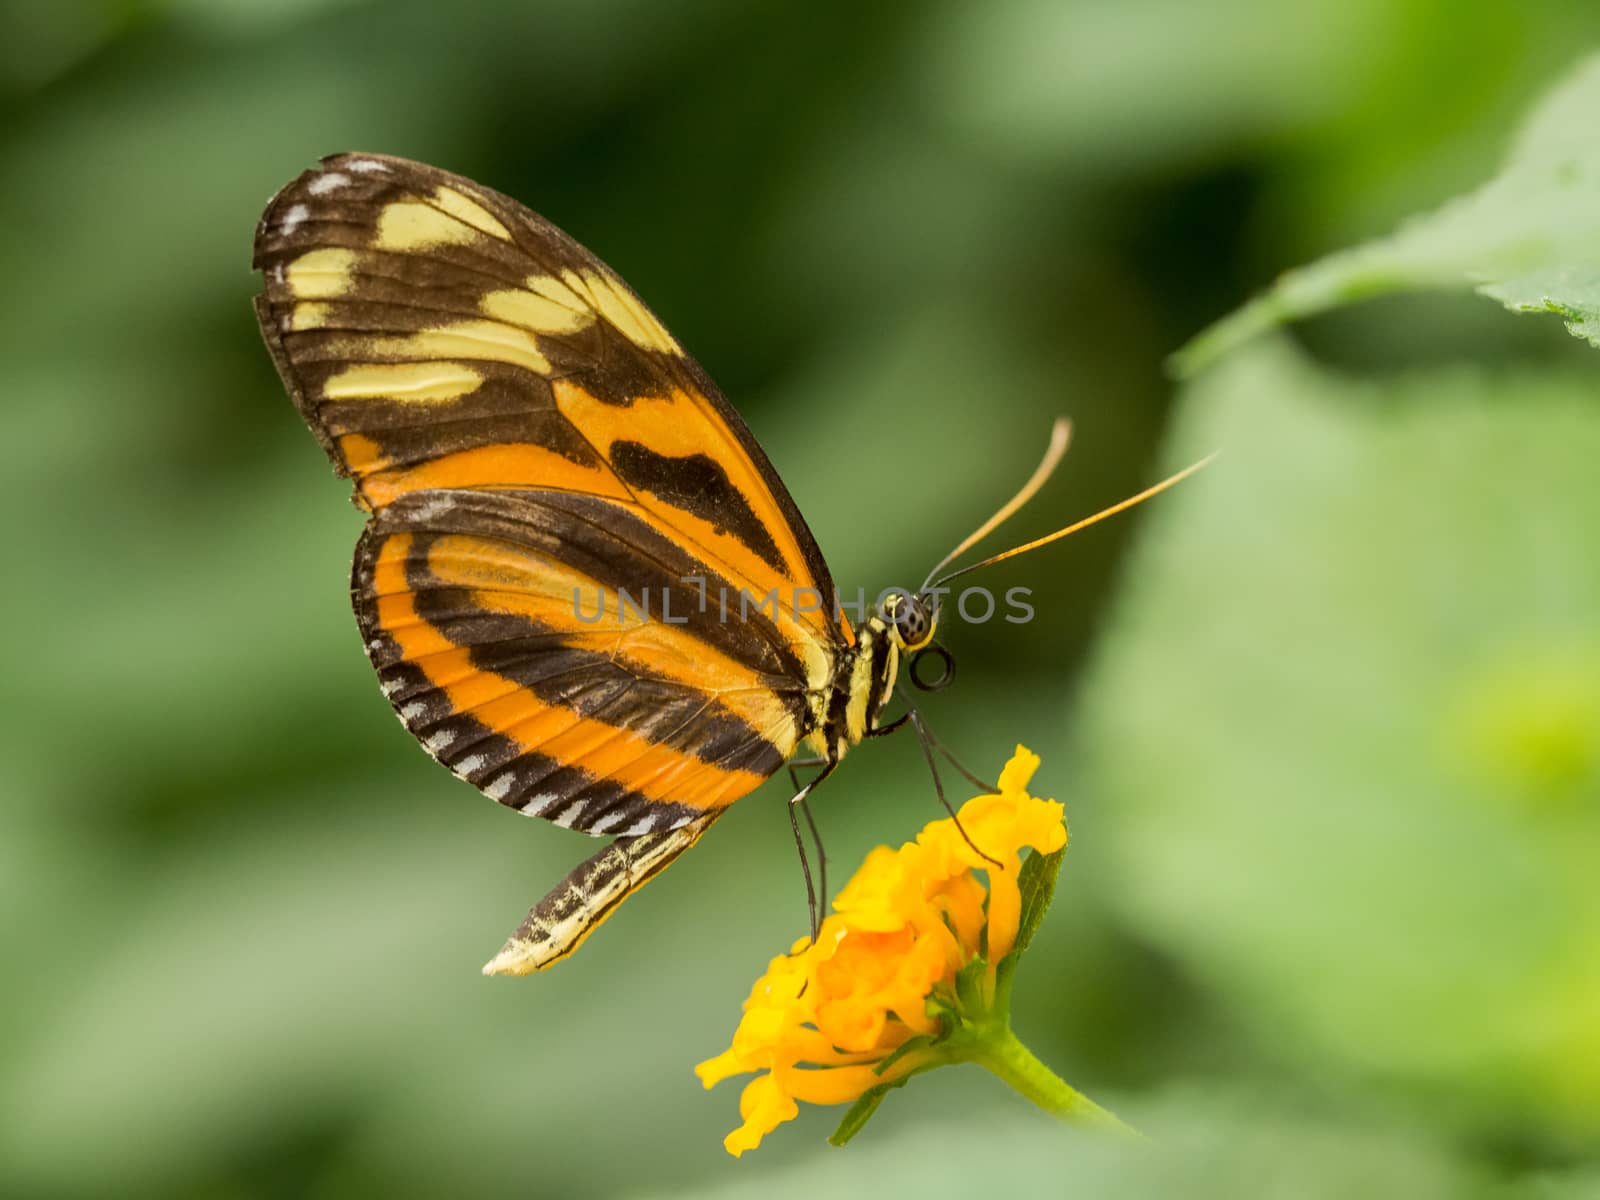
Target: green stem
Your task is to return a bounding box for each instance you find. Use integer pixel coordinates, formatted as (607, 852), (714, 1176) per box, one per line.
(966, 1025), (1143, 1141)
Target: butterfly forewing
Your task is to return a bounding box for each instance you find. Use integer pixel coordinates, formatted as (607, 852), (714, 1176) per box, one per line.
(253, 153), (845, 843)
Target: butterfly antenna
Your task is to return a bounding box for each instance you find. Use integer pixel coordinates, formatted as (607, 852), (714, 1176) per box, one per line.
(928, 451), (1219, 590)
(921, 417), (1073, 591)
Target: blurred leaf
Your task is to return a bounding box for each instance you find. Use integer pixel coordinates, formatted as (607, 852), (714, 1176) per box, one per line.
(0, 774), (828, 1197)
(659, 1091), (1504, 1200)
(1078, 338), (1600, 1143)
(0, 0), (134, 94)
(1175, 52), (1600, 374)
(920, 0), (1391, 172)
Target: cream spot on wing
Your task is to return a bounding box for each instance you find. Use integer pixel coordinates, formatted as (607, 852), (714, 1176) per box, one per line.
(308, 171), (350, 195)
(424, 729), (456, 754)
(567, 267), (679, 354)
(433, 186), (511, 240)
(589, 810), (629, 835)
(322, 360), (483, 403)
(289, 302), (331, 330)
(482, 287), (594, 336)
(369, 321), (552, 376)
(285, 247), (357, 298)
(485, 773), (514, 801)
(550, 799), (587, 828)
(455, 753), (488, 777)
(400, 701), (429, 722)
(528, 273), (588, 312)
(557, 269), (598, 307)
(520, 792), (560, 815)
(604, 271), (681, 354)
(280, 203), (310, 235)
(375, 200), (480, 251)
(410, 493), (454, 521)
(619, 817), (656, 836)
(344, 158), (390, 174)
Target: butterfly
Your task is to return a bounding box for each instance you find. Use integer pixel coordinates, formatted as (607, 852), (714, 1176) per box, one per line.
(253, 153), (1206, 975)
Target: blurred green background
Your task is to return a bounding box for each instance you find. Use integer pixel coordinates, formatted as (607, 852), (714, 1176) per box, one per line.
(4, 1), (1599, 1196)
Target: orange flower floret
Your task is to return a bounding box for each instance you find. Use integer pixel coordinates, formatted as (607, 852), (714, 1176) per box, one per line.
(695, 745), (1066, 1156)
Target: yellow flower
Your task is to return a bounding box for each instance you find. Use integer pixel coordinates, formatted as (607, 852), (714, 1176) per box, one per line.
(695, 745), (1069, 1156)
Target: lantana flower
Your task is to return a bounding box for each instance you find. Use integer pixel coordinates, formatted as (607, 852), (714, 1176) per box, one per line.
(695, 745), (1136, 1156)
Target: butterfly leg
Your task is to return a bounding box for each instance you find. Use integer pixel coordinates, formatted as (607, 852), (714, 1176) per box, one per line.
(922, 725), (999, 794)
(787, 756), (833, 912)
(907, 708), (1001, 867)
(865, 713), (911, 738)
(787, 756), (840, 946)
(881, 694), (998, 793)
(786, 755), (828, 789)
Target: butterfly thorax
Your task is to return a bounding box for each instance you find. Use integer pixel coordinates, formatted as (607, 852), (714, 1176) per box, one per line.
(811, 617), (900, 759)
(810, 589), (936, 760)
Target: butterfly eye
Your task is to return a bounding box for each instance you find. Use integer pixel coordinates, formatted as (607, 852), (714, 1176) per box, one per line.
(897, 605), (928, 646)
(880, 590), (934, 650)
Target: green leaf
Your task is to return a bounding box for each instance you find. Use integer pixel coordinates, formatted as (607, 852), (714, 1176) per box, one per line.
(993, 846), (1066, 1012)
(872, 1033), (940, 1078)
(828, 1078), (909, 1147)
(954, 955), (990, 1015)
(827, 1050), (959, 1148)
(1013, 845), (1066, 960)
(1173, 52), (1600, 375)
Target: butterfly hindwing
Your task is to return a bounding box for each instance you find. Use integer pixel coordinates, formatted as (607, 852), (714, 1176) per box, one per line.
(253, 153), (846, 845)
(355, 487), (811, 834)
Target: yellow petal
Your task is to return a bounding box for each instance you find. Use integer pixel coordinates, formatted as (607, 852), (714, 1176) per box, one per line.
(782, 1062), (905, 1105)
(985, 858), (1024, 964)
(695, 1047), (747, 1089)
(723, 1074), (799, 1157)
(997, 744), (1042, 794)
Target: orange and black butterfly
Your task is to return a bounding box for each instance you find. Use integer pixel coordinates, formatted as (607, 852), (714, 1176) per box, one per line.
(253, 153), (1204, 975)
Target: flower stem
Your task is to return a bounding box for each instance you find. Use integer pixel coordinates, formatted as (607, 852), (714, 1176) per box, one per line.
(968, 1026), (1143, 1140)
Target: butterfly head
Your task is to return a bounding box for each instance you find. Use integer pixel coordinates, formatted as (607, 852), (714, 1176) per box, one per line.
(878, 589), (938, 652)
